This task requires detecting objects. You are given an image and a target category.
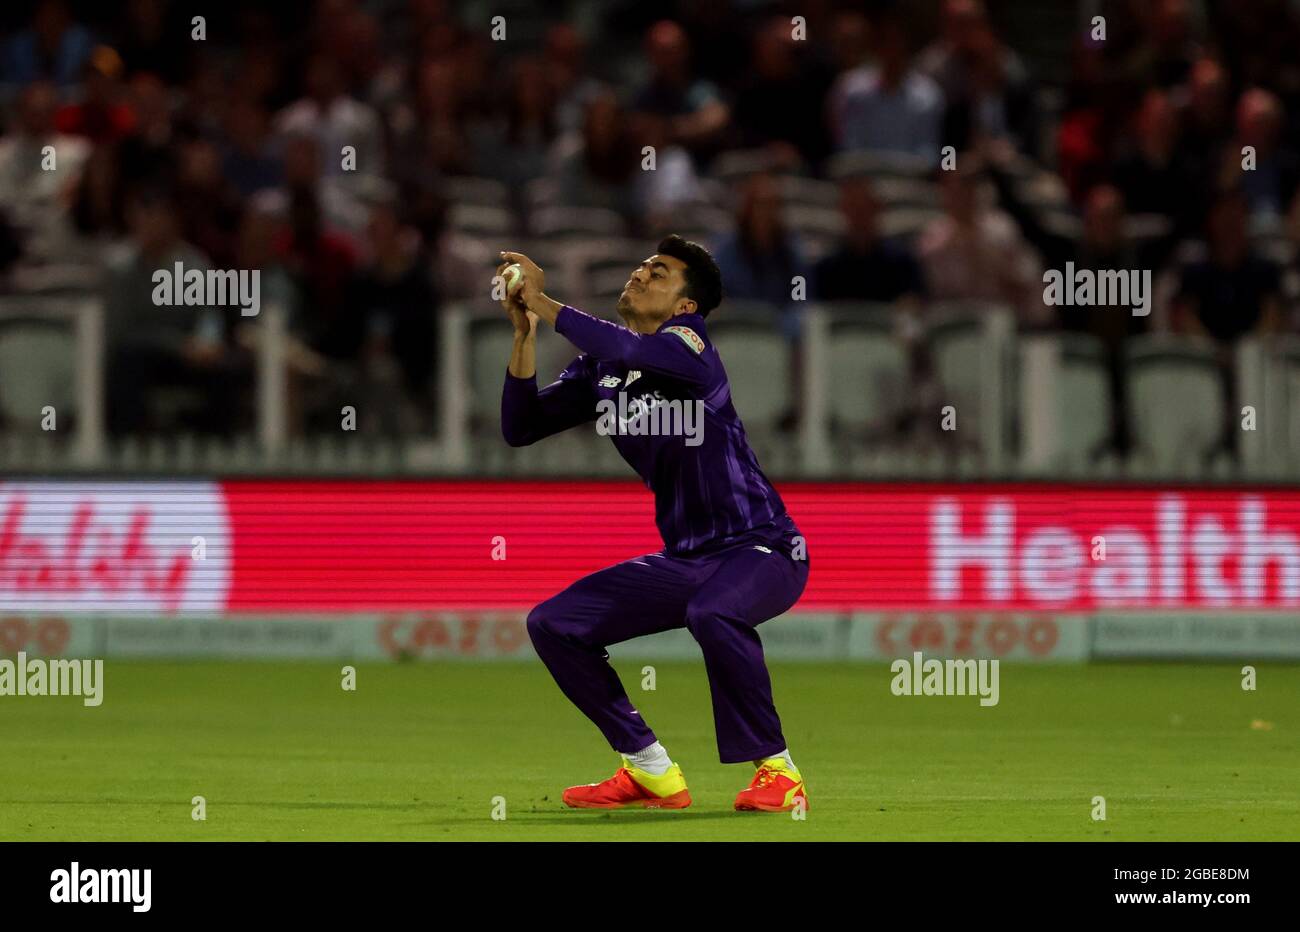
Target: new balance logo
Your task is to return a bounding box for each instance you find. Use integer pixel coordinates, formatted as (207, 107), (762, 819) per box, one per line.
(598, 376), (622, 388)
(753, 545), (773, 554)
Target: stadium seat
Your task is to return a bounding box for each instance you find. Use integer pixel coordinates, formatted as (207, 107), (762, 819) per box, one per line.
(444, 176), (509, 208)
(1124, 335), (1225, 468)
(529, 205), (627, 239)
(7, 263), (102, 293)
(1262, 336), (1300, 461)
(468, 317), (519, 430)
(870, 177), (940, 210)
(533, 324), (580, 385)
(1013, 171), (1072, 213)
(567, 238), (646, 299)
(781, 204), (845, 259)
(924, 304), (1017, 454)
(1123, 212), (1172, 243)
(1056, 332), (1113, 463)
(586, 267), (634, 306)
(822, 303), (912, 438)
(711, 148), (793, 184)
(0, 320), (77, 430)
(448, 203), (516, 238)
(648, 199), (733, 237)
(926, 312), (985, 434)
(826, 150), (934, 181)
(572, 239), (646, 273)
(1122, 213), (1174, 265)
(705, 305), (789, 430)
(779, 175), (839, 209)
(522, 176), (561, 213)
(1037, 209), (1082, 242)
(1253, 231), (1295, 267)
(877, 206), (943, 241)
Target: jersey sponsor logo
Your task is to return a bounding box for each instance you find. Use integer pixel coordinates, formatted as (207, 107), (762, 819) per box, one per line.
(598, 375), (622, 388)
(663, 325), (705, 354)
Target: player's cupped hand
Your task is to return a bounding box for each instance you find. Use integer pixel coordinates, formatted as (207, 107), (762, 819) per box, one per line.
(499, 251), (545, 294)
(497, 264), (539, 337)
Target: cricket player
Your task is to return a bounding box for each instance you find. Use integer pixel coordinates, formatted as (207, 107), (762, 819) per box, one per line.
(498, 236), (809, 811)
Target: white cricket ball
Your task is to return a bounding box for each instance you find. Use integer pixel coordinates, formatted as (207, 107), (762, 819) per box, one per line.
(503, 263), (523, 295)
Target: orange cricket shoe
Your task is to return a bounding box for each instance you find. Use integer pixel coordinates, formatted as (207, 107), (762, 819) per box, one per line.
(734, 758), (808, 812)
(562, 760), (692, 809)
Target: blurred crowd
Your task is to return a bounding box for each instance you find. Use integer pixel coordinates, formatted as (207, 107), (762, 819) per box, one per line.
(2, 0), (1300, 455)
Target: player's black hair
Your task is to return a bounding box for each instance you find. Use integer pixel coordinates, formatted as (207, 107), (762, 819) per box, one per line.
(657, 234), (723, 318)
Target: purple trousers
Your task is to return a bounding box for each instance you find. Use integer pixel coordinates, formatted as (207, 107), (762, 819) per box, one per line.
(526, 537), (809, 763)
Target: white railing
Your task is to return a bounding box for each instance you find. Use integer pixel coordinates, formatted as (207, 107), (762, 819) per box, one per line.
(2, 292), (1297, 480)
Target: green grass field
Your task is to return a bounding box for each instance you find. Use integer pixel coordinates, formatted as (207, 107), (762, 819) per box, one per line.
(1, 660), (1297, 841)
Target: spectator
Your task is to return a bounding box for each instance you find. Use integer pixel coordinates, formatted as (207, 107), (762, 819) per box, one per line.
(916, 155), (1045, 325)
(274, 186), (359, 364)
(54, 46), (138, 145)
(548, 88), (645, 226)
(732, 16), (833, 168)
(114, 0), (188, 82)
(174, 138), (244, 269)
(275, 53), (384, 183)
(405, 186), (495, 304)
(386, 56), (471, 186)
(813, 177), (924, 306)
(105, 189), (250, 435)
(629, 20), (730, 166)
(918, 0), (1036, 152)
(1174, 188), (1282, 458)
(252, 133), (367, 239)
(1229, 88), (1300, 221)
(469, 55), (556, 188)
(1056, 32), (1126, 202)
(629, 108), (708, 234)
(2, 0), (94, 88)
(1125, 0), (1202, 89)
(1110, 89), (1201, 233)
(989, 165), (1153, 454)
(828, 12), (943, 160)
(545, 24), (603, 136)
(1180, 57), (1232, 160)
(70, 142), (127, 239)
(712, 172), (811, 342)
(0, 81), (90, 263)
(220, 99), (283, 198)
(713, 171), (812, 432)
(1175, 189), (1282, 343)
(345, 201), (440, 432)
(116, 72), (180, 192)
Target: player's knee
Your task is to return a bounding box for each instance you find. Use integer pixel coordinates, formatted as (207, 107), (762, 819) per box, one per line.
(684, 605), (734, 647)
(526, 602), (556, 642)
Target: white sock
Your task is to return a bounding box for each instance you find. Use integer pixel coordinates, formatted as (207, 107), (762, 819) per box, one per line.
(753, 748), (795, 770)
(623, 741), (672, 775)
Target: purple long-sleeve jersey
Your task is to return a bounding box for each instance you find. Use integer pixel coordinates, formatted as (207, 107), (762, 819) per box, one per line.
(502, 304), (799, 556)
